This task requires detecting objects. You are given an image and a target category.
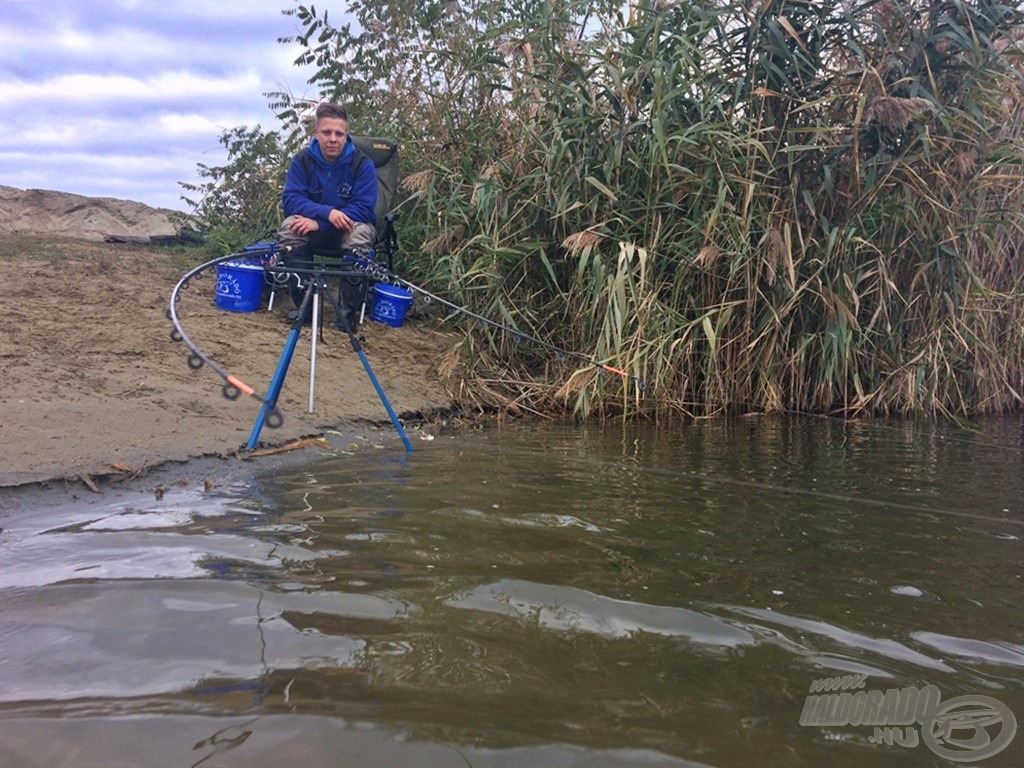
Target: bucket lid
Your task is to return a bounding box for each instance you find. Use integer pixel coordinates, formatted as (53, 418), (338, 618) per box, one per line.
(221, 260), (264, 270)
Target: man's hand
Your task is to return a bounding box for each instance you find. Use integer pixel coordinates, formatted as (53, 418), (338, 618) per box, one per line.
(286, 215), (320, 236)
(328, 209), (355, 232)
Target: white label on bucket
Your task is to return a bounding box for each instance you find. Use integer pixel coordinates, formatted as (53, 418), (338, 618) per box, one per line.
(216, 272), (243, 298)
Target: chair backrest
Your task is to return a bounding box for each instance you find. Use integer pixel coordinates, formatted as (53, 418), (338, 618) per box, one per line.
(352, 136), (398, 230)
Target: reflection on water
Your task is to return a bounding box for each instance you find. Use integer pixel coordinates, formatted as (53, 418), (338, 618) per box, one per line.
(0, 417), (1022, 767)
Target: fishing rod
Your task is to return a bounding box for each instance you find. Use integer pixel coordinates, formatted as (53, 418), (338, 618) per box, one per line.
(168, 245), (284, 429)
(366, 267), (647, 391)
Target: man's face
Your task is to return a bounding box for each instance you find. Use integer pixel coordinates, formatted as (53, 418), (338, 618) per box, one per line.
(315, 117), (349, 162)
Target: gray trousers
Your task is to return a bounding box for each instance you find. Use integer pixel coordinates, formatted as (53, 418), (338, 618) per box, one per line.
(277, 216), (376, 259)
(277, 216), (377, 320)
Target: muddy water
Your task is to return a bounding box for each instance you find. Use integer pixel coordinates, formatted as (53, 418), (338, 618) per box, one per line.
(0, 417), (1022, 767)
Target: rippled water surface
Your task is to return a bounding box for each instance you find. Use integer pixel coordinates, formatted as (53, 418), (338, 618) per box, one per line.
(1, 417), (1022, 767)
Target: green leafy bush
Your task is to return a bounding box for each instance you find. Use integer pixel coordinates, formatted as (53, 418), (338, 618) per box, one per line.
(177, 125), (297, 255)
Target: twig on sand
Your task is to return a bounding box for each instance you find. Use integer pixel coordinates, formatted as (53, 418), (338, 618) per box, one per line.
(245, 437), (330, 458)
(79, 473), (101, 494)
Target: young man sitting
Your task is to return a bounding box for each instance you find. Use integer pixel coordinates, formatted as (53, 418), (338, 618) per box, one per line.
(277, 103), (378, 329)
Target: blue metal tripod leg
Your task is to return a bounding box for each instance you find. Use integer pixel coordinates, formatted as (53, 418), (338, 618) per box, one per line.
(329, 279), (413, 454)
(246, 326), (302, 449)
(354, 346), (414, 453)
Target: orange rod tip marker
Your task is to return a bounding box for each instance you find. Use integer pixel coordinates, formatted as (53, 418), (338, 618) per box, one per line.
(599, 363), (629, 378)
(225, 375), (256, 397)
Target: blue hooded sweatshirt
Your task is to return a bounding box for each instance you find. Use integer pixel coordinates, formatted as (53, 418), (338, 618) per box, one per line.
(281, 136), (378, 232)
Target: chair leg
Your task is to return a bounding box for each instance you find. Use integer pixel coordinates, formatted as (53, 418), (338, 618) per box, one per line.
(358, 278), (370, 325)
(309, 290), (320, 413)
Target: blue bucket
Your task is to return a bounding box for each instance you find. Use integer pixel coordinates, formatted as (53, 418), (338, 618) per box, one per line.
(215, 259), (265, 312)
(370, 283), (414, 327)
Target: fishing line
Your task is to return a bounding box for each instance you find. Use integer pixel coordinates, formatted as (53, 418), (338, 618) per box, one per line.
(610, 460), (1024, 528)
(367, 266), (647, 391)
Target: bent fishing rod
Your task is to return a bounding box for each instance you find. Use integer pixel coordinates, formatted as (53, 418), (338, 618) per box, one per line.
(168, 245), (284, 428)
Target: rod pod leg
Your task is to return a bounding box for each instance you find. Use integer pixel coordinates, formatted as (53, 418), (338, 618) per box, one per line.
(246, 282), (315, 449)
(246, 330), (300, 449)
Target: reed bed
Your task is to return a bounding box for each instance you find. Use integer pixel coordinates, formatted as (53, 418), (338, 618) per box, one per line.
(265, 0), (1024, 418)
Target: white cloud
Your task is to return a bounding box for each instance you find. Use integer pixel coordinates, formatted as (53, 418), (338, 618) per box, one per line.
(158, 113), (230, 137)
(0, 71), (267, 107)
(0, 0), (321, 212)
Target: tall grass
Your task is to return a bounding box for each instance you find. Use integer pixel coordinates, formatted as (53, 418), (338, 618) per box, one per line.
(280, 0), (1024, 418)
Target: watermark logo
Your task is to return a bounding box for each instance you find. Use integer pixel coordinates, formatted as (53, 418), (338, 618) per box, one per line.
(800, 676), (1017, 762)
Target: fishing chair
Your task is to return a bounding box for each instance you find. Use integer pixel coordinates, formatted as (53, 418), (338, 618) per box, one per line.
(355, 135), (400, 272)
(343, 135), (400, 325)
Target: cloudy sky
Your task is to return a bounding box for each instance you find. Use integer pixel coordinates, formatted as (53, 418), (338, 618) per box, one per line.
(0, 0), (321, 211)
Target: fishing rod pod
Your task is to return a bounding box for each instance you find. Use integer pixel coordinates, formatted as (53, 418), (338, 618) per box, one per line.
(169, 242), (645, 446)
(168, 243), (406, 447)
